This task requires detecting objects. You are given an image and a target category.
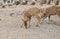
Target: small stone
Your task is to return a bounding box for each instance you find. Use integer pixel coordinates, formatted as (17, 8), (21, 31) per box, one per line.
(31, 2), (35, 5)
(2, 5), (5, 8)
(0, 19), (2, 21)
(21, 1), (28, 5)
(10, 13), (14, 16)
(14, 1), (20, 5)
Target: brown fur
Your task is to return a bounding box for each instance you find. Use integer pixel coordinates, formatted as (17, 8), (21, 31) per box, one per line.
(22, 7), (41, 29)
(40, 6), (60, 23)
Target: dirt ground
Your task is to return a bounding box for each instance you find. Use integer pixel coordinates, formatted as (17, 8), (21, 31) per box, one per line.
(0, 5), (60, 39)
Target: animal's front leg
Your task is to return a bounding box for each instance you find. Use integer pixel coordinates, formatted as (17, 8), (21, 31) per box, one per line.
(48, 15), (51, 24)
(40, 16), (47, 24)
(48, 15), (53, 24)
(36, 16), (41, 27)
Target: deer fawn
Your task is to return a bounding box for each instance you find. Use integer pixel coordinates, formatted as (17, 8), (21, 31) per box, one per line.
(40, 5), (60, 24)
(22, 7), (42, 29)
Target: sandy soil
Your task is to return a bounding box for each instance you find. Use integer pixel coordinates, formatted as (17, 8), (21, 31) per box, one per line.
(0, 5), (60, 39)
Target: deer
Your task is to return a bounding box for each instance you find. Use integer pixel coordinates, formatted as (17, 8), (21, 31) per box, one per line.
(39, 5), (60, 24)
(22, 7), (42, 29)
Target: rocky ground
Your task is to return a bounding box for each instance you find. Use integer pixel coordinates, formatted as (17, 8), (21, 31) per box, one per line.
(0, 5), (60, 39)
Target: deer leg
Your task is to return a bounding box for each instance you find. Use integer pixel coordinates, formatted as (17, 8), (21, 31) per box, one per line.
(36, 16), (41, 27)
(40, 16), (47, 24)
(27, 16), (31, 28)
(23, 16), (31, 29)
(23, 20), (28, 29)
(48, 15), (51, 23)
(27, 20), (30, 28)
